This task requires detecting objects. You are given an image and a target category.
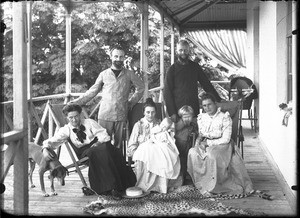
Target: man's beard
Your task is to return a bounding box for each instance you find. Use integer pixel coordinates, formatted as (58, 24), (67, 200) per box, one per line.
(112, 61), (123, 69)
(178, 54), (189, 63)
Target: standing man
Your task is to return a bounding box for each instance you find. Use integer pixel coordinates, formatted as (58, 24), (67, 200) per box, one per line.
(164, 39), (221, 123)
(71, 45), (145, 150)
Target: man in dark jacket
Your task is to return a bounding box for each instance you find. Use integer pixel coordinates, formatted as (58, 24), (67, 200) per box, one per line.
(164, 39), (221, 122)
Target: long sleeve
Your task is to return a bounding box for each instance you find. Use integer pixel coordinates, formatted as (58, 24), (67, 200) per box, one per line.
(197, 110), (232, 147)
(42, 126), (70, 150)
(163, 65), (177, 116)
(88, 119), (111, 143)
(206, 112), (232, 146)
(128, 71), (145, 106)
(127, 122), (141, 157)
(197, 66), (222, 102)
(73, 73), (104, 105)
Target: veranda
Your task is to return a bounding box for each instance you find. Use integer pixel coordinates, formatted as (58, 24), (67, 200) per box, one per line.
(1, 0), (297, 216)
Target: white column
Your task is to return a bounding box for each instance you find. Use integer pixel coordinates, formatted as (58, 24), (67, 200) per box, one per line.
(160, 12), (164, 95)
(140, 2), (149, 100)
(171, 24), (175, 65)
(27, 1), (33, 141)
(66, 13), (72, 96)
(12, 1), (29, 214)
(291, 1), (297, 137)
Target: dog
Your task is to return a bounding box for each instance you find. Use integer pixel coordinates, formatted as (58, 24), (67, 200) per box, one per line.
(28, 142), (69, 197)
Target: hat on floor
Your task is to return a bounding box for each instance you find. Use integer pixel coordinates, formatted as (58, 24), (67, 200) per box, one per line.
(122, 186), (150, 199)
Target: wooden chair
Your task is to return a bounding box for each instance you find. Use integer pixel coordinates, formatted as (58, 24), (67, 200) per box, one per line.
(216, 100), (244, 158)
(48, 103), (93, 195)
(229, 76), (258, 132)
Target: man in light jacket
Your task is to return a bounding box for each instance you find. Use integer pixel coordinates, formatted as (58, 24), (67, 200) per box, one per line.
(71, 45), (145, 150)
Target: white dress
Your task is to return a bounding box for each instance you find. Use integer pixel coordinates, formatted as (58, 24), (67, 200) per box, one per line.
(128, 117), (182, 193)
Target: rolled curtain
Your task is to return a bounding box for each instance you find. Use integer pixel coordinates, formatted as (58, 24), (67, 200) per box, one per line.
(185, 29), (247, 72)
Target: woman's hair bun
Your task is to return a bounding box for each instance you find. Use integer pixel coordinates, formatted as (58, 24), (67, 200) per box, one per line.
(145, 97), (154, 104)
(143, 97), (156, 112)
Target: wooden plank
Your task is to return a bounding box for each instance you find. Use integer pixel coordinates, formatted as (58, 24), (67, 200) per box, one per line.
(30, 102), (48, 140)
(0, 141), (20, 183)
(1, 130), (27, 144)
(258, 137), (297, 213)
(3, 106), (13, 131)
(34, 102), (49, 144)
(2, 125), (296, 216)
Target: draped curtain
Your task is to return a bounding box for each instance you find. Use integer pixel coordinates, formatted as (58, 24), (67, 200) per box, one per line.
(185, 29), (247, 72)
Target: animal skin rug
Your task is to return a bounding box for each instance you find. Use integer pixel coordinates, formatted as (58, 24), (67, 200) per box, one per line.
(82, 185), (263, 216)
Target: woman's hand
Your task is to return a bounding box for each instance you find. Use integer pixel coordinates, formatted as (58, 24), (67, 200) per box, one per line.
(42, 147), (55, 160)
(199, 142), (207, 151)
(127, 146), (137, 157)
(196, 137), (208, 151)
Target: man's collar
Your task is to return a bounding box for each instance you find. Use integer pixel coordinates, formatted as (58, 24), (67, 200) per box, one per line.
(111, 66), (123, 71)
(177, 59), (190, 65)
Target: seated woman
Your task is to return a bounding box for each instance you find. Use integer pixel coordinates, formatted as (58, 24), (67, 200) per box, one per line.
(174, 105), (198, 185)
(42, 104), (136, 198)
(187, 93), (253, 196)
(127, 98), (182, 194)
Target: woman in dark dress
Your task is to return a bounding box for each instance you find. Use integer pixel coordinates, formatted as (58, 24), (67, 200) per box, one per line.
(42, 104), (135, 198)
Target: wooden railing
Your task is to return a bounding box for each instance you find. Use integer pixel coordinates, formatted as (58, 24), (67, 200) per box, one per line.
(3, 82), (234, 141)
(1, 88), (163, 139)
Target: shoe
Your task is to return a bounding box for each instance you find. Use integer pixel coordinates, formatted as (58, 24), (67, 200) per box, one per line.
(111, 189), (122, 200)
(82, 187), (95, 196)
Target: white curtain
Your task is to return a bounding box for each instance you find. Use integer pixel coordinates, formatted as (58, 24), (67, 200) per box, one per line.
(185, 29), (247, 72)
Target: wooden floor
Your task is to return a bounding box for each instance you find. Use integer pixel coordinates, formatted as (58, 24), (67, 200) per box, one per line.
(1, 122), (297, 216)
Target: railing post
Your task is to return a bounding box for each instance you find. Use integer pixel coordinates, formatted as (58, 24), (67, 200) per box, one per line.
(27, 1), (33, 142)
(137, 2), (149, 100)
(159, 11), (164, 103)
(12, 1), (28, 214)
(65, 12), (72, 102)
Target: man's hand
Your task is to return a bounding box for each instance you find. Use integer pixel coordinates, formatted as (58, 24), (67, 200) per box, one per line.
(68, 100), (76, 105)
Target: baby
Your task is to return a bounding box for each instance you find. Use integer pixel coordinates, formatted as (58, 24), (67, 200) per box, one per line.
(150, 117), (175, 146)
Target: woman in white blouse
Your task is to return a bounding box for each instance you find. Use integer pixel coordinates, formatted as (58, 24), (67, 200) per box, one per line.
(187, 93), (253, 196)
(42, 104), (135, 198)
(127, 98), (181, 193)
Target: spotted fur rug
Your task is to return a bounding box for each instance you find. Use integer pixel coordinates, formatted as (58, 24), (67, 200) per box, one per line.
(82, 185), (264, 216)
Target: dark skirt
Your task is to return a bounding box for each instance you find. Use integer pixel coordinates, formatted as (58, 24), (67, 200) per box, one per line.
(81, 142), (136, 194)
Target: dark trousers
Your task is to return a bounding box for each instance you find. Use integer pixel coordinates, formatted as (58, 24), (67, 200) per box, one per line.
(175, 140), (192, 182)
(81, 142), (136, 194)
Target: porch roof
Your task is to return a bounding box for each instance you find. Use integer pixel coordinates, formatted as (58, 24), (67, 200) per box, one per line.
(56, 0), (247, 31)
(150, 0), (247, 31)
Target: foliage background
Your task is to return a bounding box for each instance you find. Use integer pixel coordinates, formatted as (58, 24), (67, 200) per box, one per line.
(1, 1), (229, 139)
(2, 1), (229, 101)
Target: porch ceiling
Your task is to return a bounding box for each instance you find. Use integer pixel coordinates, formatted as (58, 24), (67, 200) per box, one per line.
(150, 0), (247, 32)
(56, 0), (247, 32)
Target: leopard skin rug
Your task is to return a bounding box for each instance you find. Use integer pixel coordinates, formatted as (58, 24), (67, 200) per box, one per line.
(82, 185), (266, 216)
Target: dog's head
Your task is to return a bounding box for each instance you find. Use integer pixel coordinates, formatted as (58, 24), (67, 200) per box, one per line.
(49, 166), (69, 186)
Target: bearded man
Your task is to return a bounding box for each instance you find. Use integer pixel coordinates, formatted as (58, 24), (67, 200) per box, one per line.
(71, 45), (145, 150)
(163, 39), (221, 123)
